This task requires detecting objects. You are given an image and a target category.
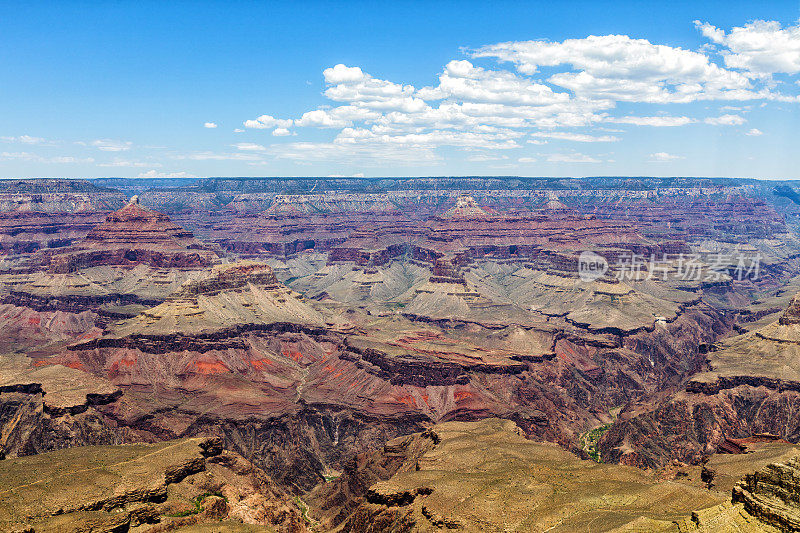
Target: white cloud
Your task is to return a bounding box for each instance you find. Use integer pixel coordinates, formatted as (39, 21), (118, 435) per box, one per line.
(294, 107), (375, 128)
(649, 152), (684, 162)
(746, 128), (764, 136)
(0, 135), (48, 144)
(546, 153), (601, 163)
(204, 122), (218, 128)
(236, 22), (797, 166)
(0, 151), (94, 163)
(418, 60), (569, 106)
(474, 34), (762, 103)
(91, 139), (132, 151)
(233, 142), (267, 151)
(136, 170), (199, 179)
(322, 64), (423, 112)
(696, 20), (800, 76)
(233, 128), (245, 133)
(608, 115), (696, 127)
(97, 160), (159, 168)
(704, 114), (746, 125)
(244, 114), (294, 129)
(323, 64), (367, 84)
(174, 150), (262, 161)
(466, 154), (509, 162)
(530, 131), (619, 142)
(518, 157), (537, 163)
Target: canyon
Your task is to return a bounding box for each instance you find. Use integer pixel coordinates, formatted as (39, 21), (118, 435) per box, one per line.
(3, 176), (800, 531)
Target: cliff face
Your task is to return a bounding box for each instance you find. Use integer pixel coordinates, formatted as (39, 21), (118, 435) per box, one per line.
(2, 177), (800, 524)
(39, 197), (218, 272)
(0, 354), (139, 458)
(780, 294), (800, 325)
(16, 250), (726, 492)
(0, 436), (309, 533)
(732, 456), (800, 531)
(310, 419), (724, 532)
(599, 292), (800, 469)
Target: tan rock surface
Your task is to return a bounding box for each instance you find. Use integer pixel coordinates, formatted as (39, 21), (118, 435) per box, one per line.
(330, 419), (725, 532)
(0, 436), (308, 533)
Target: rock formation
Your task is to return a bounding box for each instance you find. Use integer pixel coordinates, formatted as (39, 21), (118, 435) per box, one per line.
(442, 195), (492, 219)
(599, 290), (800, 469)
(0, 176), (799, 531)
(0, 436), (309, 532)
(310, 419), (724, 532)
(731, 456), (800, 531)
(40, 196), (218, 273)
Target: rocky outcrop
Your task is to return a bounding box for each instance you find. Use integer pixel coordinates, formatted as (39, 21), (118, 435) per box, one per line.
(2, 175), (797, 525)
(733, 456), (800, 531)
(342, 338), (525, 387)
(175, 261), (280, 295)
(781, 294), (800, 325)
(0, 436), (309, 533)
(316, 419), (724, 532)
(307, 428), (438, 530)
(442, 195), (492, 219)
(599, 294), (800, 469)
(39, 196), (218, 272)
(0, 358), (141, 458)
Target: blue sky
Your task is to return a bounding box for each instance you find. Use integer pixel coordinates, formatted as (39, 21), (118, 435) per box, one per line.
(2, 0), (800, 179)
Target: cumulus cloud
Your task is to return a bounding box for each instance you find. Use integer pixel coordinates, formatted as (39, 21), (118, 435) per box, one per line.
(322, 63), (424, 112)
(746, 128), (764, 136)
(518, 157), (537, 163)
(704, 114), (747, 125)
(473, 34), (762, 103)
(418, 60), (569, 106)
(237, 20), (798, 165)
(244, 114), (294, 129)
(323, 64), (367, 84)
(695, 20), (800, 77)
(203, 122), (218, 128)
(294, 107), (380, 128)
(649, 152), (684, 162)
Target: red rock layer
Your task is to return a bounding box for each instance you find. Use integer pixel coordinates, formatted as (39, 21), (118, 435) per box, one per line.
(39, 198), (218, 272)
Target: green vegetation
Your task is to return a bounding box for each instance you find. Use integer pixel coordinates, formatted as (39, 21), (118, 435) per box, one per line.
(294, 496), (314, 526)
(166, 491), (226, 518)
(581, 423), (611, 463)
